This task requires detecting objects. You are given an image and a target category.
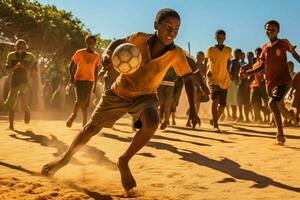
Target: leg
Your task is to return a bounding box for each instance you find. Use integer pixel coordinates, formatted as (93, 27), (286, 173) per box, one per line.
(66, 102), (80, 127)
(81, 108), (88, 127)
(237, 105), (244, 121)
(160, 92), (173, 130)
(4, 86), (18, 129)
(118, 107), (159, 191)
(8, 109), (14, 130)
(171, 112), (176, 125)
(18, 91), (30, 124)
(231, 105), (237, 121)
(212, 98), (219, 129)
(42, 123), (101, 175)
(269, 99), (285, 144)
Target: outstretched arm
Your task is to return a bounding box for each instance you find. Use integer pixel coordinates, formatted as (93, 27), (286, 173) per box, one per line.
(282, 39), (300, 63)
(183, 74), (200, 128)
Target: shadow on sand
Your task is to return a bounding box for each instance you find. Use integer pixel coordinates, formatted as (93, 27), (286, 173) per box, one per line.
(10, 130), (116, 170)
(102, 132), (300, 193)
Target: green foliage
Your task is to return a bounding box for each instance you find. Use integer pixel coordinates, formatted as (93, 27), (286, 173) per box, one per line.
(0, 0), (111, 68)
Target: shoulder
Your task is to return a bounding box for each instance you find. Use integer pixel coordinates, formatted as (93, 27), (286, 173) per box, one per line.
(262, 43), (269, 50)
(75, 48), (86, 54)
(207, 46), (216, 52)
(25, 52), (35, 59)
(225, 46), (232, 52)
(7, 51), (17, 59)
(126, 32), (151, 43)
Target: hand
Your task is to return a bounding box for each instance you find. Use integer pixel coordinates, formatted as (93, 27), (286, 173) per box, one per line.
(101, 50), (112, 67)
(282, 39), (297, 53)
(14, 62), (24, 69)
(189, 109), (201, 129)
(239, 71), (247, 78)
(201, 84), (210, 96)
(288, 93), (293, 101)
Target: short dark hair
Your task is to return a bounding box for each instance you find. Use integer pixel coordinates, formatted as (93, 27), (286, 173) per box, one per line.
(85, 34), (96, 42)
(234, 48), (242, 54)
(215, 29), (226, 36)
(247, 52), (254, 57)
(197, 51), (204, 56)
(155, 8), (180, 23)
(264, 20), (280, 30)
(15, 39), (26, 46)
(255, 47), (262, 53)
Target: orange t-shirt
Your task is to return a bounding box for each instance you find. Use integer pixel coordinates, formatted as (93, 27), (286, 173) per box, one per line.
(260, 40), (292, 90)
(72, 49), (100, 81)
(111, 32), (192, 98)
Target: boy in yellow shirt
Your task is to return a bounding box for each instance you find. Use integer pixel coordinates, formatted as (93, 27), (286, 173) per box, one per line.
(205, 29), (232, 132)
(42, 8), (208, 192)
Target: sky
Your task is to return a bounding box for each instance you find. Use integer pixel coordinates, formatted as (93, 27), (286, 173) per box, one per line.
(36, 0), (300, 70)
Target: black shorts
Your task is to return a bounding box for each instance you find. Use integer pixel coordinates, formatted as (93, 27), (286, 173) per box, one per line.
(209, 84), (227, 107)
(268, 84), (289, 102)
(75, 80), (93, 108)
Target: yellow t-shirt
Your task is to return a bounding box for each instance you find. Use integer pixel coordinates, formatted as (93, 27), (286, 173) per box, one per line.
(72, 49), (100, 81)
(205, 46), (232, 89)
(111, 32), (192, 98)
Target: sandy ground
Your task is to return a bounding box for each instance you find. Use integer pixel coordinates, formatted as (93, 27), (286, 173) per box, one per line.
(0, 110), (300, 200)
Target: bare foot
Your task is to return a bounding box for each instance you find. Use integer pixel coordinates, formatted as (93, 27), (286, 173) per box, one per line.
(160, 122), (168, 130)
(213, 127), (221, 133)
(66, 113), (76, 128)
(276, 133), (286, 145)
(117, 158), (136, 191)
(41, 156), (68, 176)
(9, 124), (14, 130)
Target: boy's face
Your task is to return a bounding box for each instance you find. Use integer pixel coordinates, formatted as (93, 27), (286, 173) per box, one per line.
(197, 53), (204, 63)
(86, 38), (96, 49)
(234, 51), (241, 59)
(155, 16), (180, 46)
(255, 50), (262, 58)
(265, 24), (279, 40)
(241, 52), (245, 60)
(247, 53), (254, 63)
(215, 34), (225, 45)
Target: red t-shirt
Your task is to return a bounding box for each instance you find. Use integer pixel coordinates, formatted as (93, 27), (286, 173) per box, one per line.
(260, 40), (292, 90)
(291, 72), (300, 100)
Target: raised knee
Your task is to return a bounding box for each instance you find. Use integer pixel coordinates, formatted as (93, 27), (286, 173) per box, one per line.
(140, 108), (159, 133)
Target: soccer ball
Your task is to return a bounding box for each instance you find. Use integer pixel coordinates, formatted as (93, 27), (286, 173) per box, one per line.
(111, 43), (142, 75)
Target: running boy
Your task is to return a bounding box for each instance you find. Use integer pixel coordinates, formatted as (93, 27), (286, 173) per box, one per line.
(243, 20), (300, 144)
(66, 35), (100, 127)
(206, 30), (232, 132)
(42, 8), (201, 192)
(4, 39), (37, 130)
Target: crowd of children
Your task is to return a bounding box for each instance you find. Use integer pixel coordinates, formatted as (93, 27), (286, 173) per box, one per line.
(2, 8), (300, 192)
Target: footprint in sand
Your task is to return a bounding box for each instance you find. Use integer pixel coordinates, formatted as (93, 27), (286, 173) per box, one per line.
(167, 172), (180, 178)
(150, 183), (166, 188)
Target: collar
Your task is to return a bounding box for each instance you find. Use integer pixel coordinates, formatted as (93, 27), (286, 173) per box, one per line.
(268, 39), (280, 48)
(146, 33), (176, 51)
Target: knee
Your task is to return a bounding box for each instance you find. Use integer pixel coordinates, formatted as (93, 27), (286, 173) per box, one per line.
(140, 108), (159, 133)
